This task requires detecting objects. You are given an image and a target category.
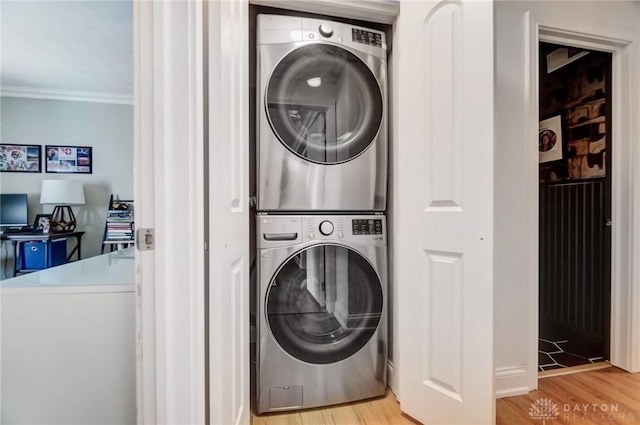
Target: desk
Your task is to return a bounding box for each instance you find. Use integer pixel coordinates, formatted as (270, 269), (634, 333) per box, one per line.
(1, 231), (84, 277)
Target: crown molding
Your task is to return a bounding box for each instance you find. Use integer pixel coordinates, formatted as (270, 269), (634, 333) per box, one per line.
(0, 86), (133, 105)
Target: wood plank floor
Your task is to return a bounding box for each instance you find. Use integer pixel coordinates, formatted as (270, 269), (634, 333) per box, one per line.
(251, 391), (419, 425)
(497, 366), (640, 425)
(252, 366), (640, 425)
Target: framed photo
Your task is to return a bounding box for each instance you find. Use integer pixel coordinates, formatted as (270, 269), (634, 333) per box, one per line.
(45, 145), (93, 174)
(33, 213), (52, 233)
(0, 144), (42, 173)
(539, 115), (564, 163)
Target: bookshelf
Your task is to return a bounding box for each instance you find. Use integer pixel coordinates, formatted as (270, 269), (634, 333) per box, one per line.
(101, 195), (134, 254)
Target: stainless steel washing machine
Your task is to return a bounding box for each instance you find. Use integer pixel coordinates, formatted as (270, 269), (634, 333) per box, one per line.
(257, 14), (388, 212)
(256, 214), (387, 413)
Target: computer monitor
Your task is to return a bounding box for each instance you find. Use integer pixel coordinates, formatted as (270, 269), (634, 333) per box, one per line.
(0, 194), (29, 228)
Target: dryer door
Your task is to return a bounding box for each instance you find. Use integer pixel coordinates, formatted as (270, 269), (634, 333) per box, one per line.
(266, 44), (384, 164)
(266, 244), (383, 364)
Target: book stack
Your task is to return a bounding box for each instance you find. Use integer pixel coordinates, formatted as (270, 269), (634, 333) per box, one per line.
(106, 209), (134, 241)
(102, 196), (135, 254)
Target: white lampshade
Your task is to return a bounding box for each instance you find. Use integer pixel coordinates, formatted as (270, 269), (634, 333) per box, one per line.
(40, 180), (85, 206)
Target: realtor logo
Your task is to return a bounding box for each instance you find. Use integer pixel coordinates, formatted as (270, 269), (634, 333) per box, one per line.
(529, 398), (560, 424)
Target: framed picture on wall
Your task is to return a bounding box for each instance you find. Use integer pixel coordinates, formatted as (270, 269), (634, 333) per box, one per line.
(45, 145), (93, 174)
(0, 144), (42, 173)
(539, 115), (564, 163)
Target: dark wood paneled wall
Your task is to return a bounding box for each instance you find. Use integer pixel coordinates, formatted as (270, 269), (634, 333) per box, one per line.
(539, 180), (608, 356)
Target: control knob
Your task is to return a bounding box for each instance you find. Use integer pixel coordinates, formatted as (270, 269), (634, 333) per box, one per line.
(319, 220), (334, 236)
(318, 23), (334, 38)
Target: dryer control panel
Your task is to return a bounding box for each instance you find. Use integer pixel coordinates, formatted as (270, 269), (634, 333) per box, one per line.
(351, 29), (383, 48)
(257, 15), (387, 59)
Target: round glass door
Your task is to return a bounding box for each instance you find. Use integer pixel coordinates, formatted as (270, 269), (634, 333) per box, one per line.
(266, 44), (383, 164)
(266, 244), (383, 364)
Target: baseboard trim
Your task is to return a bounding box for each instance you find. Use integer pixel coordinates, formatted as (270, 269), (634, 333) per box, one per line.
(495, 366), (530, 398)
(539, 361), (611, 378)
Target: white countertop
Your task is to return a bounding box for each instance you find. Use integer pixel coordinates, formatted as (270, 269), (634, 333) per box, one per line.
(1, 248), (135, 294)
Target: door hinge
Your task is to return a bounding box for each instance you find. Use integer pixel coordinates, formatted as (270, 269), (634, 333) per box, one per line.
(605, 218), (613, 227)
(136, 228), (155, 251)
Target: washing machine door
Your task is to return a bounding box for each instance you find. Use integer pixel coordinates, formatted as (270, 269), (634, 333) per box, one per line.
(266, 44), (384, 164)
(266, 244), (383, 364)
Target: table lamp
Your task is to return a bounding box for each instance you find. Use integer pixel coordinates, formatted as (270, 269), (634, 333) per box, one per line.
(40, 180), (85, 232)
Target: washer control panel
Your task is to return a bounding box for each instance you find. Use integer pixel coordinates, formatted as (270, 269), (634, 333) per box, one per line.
(304, 216), (385, 244)
(352, 218), (383, 235)
(258, 215), (386, 247)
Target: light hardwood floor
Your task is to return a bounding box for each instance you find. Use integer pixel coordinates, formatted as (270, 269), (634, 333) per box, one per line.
(253, 366), (640, 425)
(251, 391), (419, 425)
(497, 366), (640, 425)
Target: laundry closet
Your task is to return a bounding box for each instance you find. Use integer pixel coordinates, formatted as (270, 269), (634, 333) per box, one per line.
(144, 1), (498, 424)
(242, 1), (496, 422)
(249, 8), (390, 414)
(240, 1), (495, 422)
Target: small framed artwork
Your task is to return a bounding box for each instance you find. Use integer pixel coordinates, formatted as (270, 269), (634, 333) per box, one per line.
(45, 145), (93, 174)
(33, 213), (52, 233)
(0, 144), (42, 173)
(539, 115), (564, 163)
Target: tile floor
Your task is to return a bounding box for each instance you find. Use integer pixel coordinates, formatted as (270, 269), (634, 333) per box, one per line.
(538, 338), (605, 371)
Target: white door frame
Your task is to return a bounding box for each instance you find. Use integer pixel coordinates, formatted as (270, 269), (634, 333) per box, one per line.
(525, 12), (640, 389)
(134, 1), (207, 423)
(133, 2), (156, 421)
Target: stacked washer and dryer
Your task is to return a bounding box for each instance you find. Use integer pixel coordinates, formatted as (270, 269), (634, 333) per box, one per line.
(255, 13), (389, 413)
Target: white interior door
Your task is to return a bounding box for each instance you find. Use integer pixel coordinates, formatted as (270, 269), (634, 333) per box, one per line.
(207, 1), (250, 424)
(394, 1), (495, 424)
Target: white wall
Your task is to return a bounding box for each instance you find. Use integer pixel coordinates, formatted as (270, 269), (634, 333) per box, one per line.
(0, 97), (133, 265)
(494, 0), (640, 396)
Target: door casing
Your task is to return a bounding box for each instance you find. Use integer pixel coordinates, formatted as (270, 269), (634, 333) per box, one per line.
(525, 13), (640, 392)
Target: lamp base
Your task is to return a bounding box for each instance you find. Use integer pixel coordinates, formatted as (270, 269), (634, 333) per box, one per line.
(50, 205), (77, 233)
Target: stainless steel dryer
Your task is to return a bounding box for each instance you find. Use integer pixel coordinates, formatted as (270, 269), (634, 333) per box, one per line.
(256, 214), (387, 413)
(257, 14), (388, 212)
